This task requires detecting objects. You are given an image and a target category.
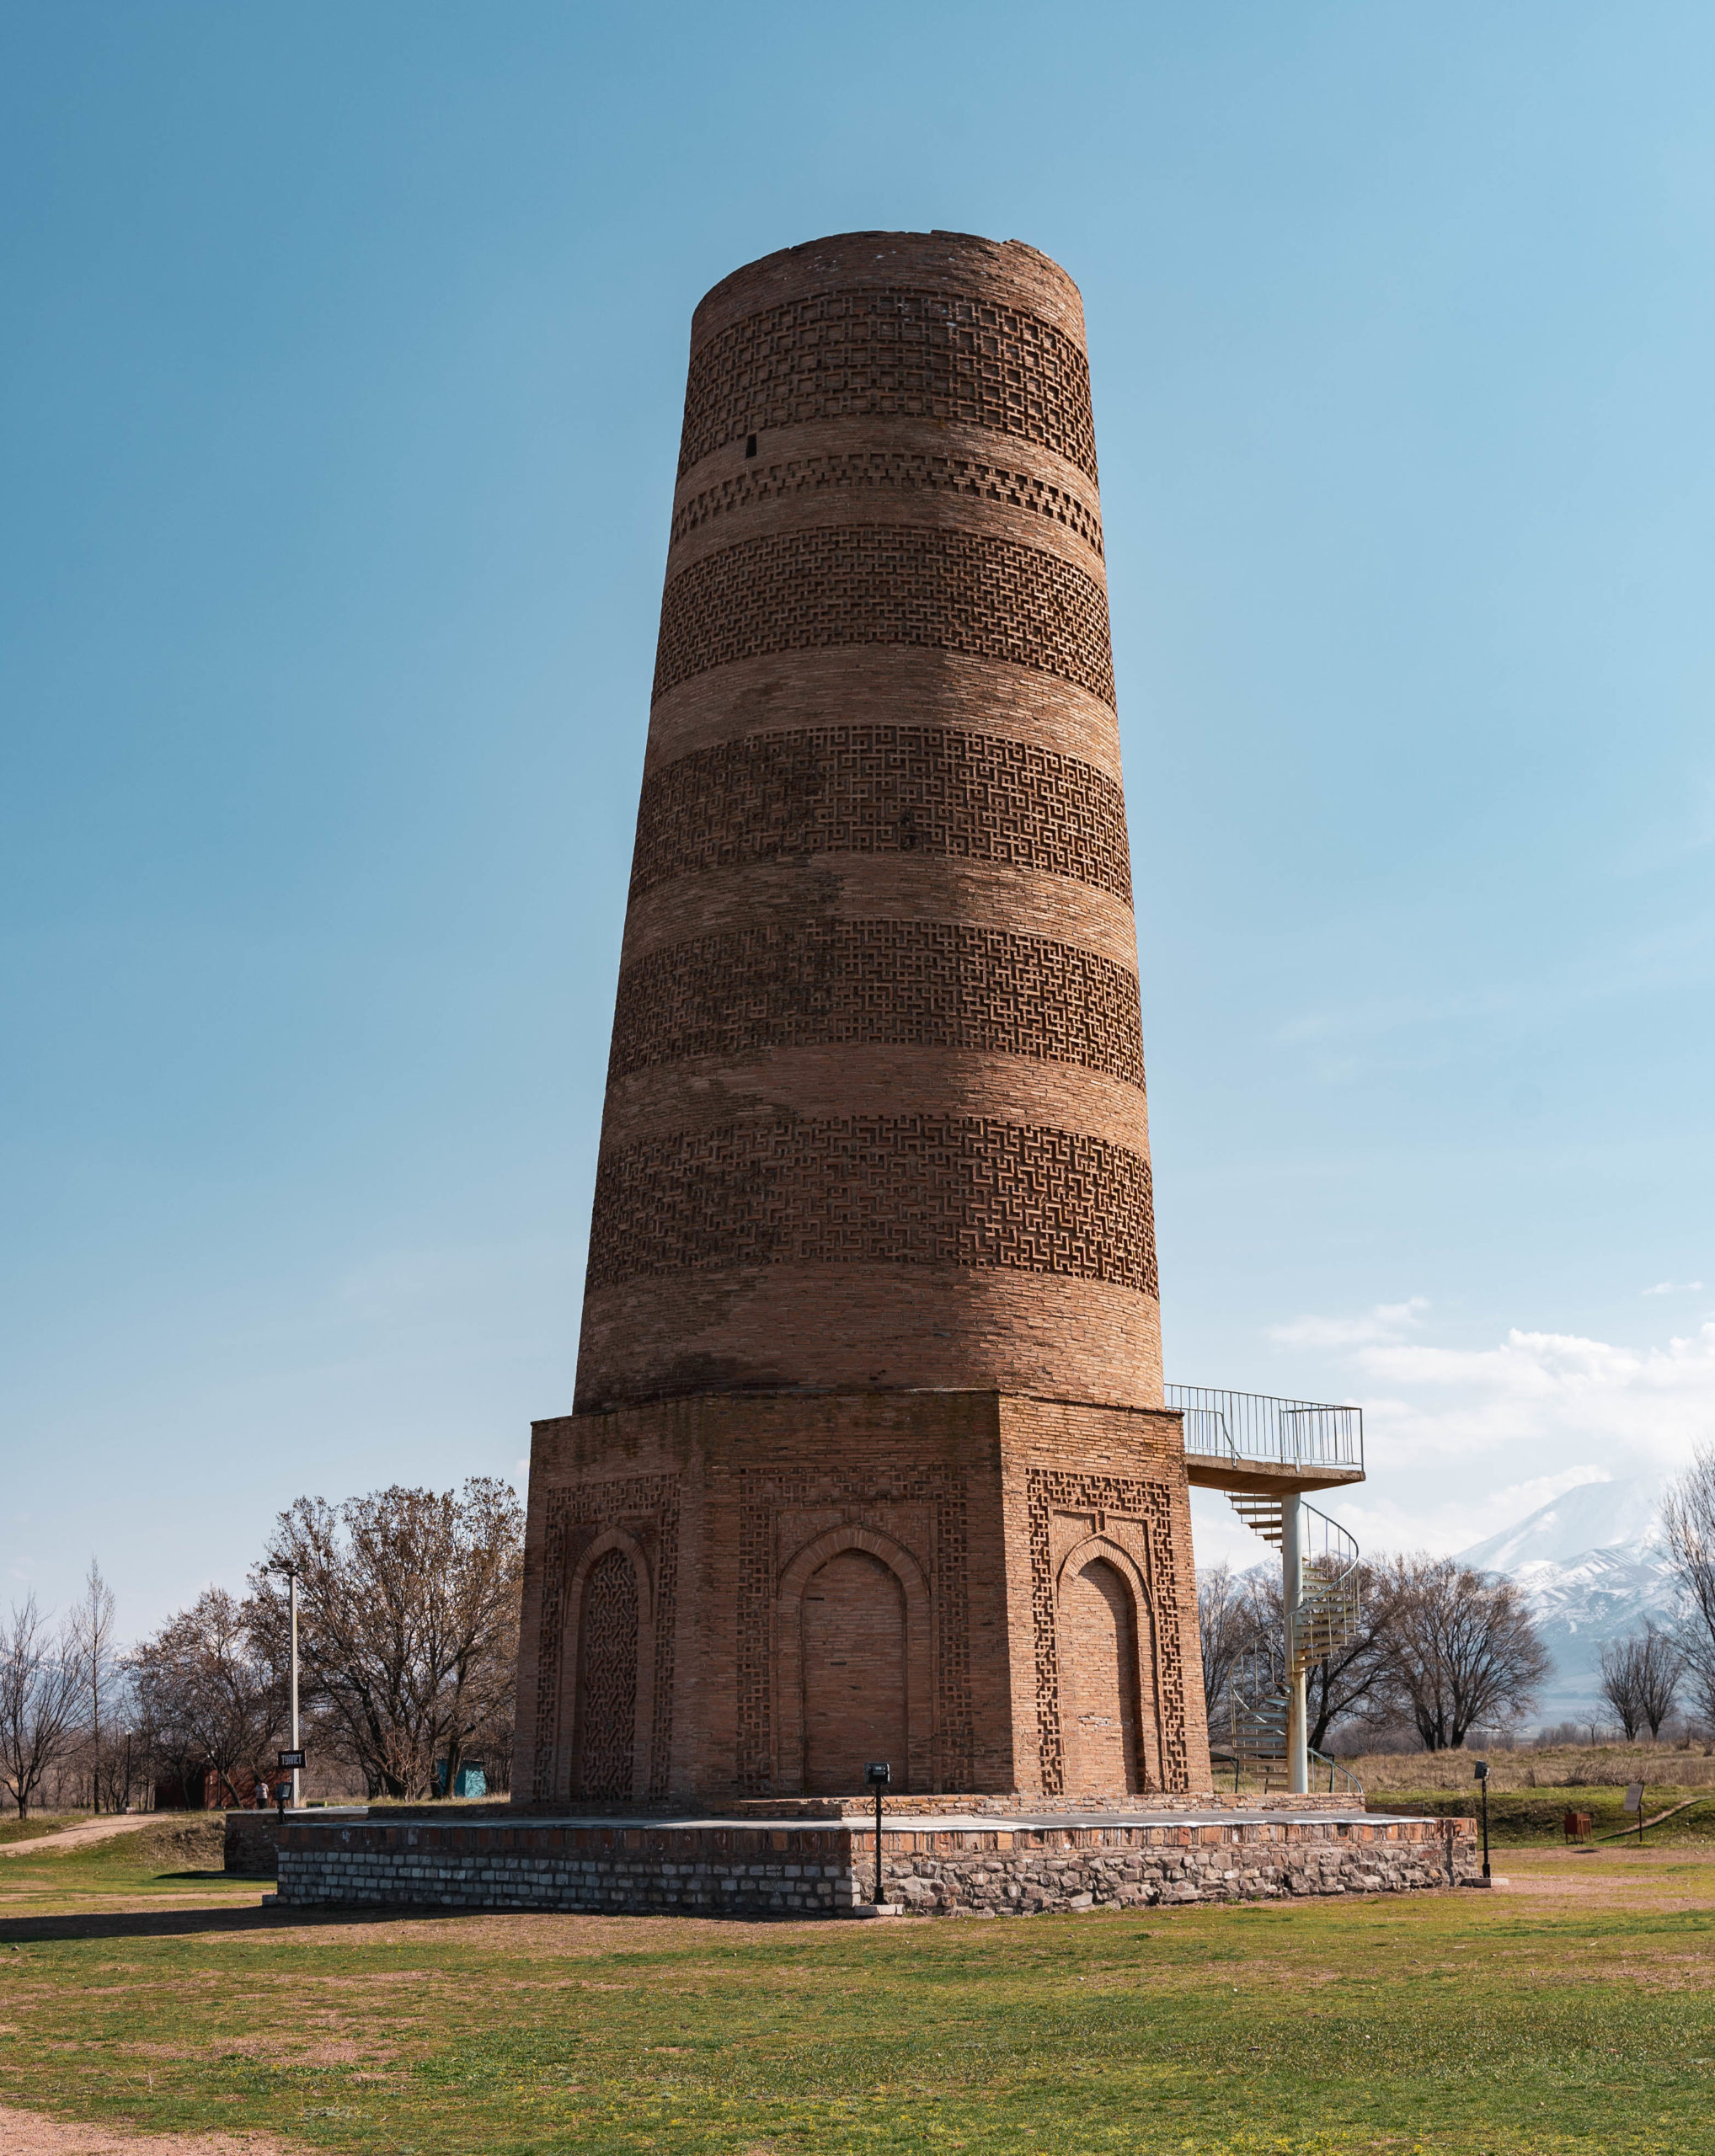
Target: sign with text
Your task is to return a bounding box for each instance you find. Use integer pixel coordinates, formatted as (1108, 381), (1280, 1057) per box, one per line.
(277, 1749), (307, 1770)
(1623, 1782), (1644, 1813)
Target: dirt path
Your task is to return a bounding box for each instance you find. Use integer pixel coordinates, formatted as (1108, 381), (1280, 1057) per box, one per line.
(0, 2107), (291, 2155)
(0, 1817), (163, 1860)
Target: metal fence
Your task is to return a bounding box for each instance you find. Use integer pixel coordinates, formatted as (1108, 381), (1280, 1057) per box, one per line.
(1166, 1385), (1364, 1473)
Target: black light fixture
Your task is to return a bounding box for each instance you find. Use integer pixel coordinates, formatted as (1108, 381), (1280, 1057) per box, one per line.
(866, 1761), (891, 1905)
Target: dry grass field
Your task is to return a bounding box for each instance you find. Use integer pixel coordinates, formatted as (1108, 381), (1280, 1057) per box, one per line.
(1346, 1742), (1715, 1793)
(0, 1812), (1713, 2153)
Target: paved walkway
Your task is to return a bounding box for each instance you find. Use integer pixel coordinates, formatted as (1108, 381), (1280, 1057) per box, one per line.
(0, 1814), (161, 1860)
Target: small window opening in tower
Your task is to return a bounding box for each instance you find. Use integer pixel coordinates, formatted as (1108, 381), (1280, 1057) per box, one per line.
(745, 434), (758, 458)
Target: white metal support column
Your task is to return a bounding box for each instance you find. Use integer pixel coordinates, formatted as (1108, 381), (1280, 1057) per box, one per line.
(1281, 1492), (1308, 1796)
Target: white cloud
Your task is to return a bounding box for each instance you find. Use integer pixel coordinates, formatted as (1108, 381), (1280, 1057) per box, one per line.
(1247, 1307), (1715, 1561)
(1643, 1280), (1704, 1296)
(1267, 1297), (1429, 1349)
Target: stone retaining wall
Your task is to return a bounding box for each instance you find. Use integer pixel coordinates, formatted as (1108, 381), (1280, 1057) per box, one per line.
(879, 1816), (1474, 1913)
(273, 1812), (1476, 1916)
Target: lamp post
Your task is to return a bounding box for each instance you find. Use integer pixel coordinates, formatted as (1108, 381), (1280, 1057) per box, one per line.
(866, 1761), (891, 1905)
(1474, 1758), (1490, 1883)
(265, 1562), (302, 1811)
(288, 1568), (300, 1809)
(120, 1729), (132, 1813)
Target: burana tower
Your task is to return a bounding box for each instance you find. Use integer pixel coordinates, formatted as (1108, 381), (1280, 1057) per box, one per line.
(514, 229), (1214, 1809)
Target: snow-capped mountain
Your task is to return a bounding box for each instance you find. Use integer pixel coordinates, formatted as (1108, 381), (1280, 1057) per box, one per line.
(1454, 1477), (1682, 1724)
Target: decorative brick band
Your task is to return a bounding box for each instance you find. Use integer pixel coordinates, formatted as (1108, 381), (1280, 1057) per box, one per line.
(735, 1465), (972, 1797)
(653, 526), (1113, 706)
(585, 1115), (1158, 1296)
(610, 921), (1145, 1086)
(531, 1477), (680, 1804)
(1027, 1469), (1190, 1796)
(629, 726), (1133, 905)
(671, 451), (1103, 556)
(679, 286), (1098, 480)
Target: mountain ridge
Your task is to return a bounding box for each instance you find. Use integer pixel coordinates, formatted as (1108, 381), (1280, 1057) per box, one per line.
(1454, 1476), (1680, 1723)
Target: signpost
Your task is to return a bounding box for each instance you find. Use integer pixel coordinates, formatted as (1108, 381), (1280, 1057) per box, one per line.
(866, 1761), (891, 1905)
(1473, 1758), (1491, 1883)
(1624, 1780), (1645, 1845)
(276, 1748), (306, 1822)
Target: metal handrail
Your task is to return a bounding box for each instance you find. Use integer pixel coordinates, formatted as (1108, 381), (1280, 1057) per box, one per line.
(1167, 1385), (1364, 1473)
(1309, 1748), (1365, 1796)
(1290, 1503), (1361, 1672)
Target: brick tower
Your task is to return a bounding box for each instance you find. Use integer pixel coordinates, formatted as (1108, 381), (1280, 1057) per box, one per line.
(515, 230), (1211, 1810)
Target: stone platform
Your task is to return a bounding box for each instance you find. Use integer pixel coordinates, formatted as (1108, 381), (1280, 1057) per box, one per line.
(270, 1806), (1477, 1916)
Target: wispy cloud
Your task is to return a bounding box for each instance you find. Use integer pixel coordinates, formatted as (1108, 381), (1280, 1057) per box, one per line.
(1643, 1280), (1704, 1296)
(1250, 1305), (1715, 1557)
(1267, 1297), (1428, 1348)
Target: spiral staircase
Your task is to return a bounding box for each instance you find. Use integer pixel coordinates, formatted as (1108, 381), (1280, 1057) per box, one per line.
(1167, 1386), (1366, 1797)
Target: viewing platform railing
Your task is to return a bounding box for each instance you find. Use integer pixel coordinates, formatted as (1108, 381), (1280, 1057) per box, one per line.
(1165, 1385), (1365, 1476)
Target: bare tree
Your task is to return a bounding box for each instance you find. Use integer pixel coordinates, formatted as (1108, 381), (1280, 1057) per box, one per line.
(129, 1588), (286, 1806)
(1197, 1564), (1253, 1726)
(1373, 1554), (1549, 1751)
(1600, 1624), (1685, 1741)
(0, 1597), (85, 1818)
(251, 1480), (522, 1801)
(66, 1560), (118, 1811)
(1213, 1561), (1402, 1753)
(1662, 1447), (1715, 1728)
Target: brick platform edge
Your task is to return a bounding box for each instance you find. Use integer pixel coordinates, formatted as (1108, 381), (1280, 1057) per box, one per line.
(228, 1791), (1357, 1879)
(271, 1812), (1478, 1915)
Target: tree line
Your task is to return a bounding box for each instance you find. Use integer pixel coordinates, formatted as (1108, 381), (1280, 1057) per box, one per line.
(1198, 1550), (1549, 1756)
(1593, 1448), (1715, 1742)
(0, 1480), (521, 1817)
(1200, 1445), (1715, 1757)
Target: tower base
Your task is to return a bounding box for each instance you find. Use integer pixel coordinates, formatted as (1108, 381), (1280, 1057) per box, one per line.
(513, 1389), (1212, 1810)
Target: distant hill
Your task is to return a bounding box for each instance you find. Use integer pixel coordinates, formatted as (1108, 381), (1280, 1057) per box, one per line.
(1454, 1477), (1681, 1725)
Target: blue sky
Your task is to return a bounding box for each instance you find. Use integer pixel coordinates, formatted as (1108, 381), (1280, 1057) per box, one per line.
(5, 0), (1714, 1636)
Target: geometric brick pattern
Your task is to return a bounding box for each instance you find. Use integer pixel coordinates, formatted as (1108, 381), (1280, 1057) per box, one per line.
(585, 1114), (1159, 1296)
(629, 726), (1133, 905)
(677, 286), (1098, 481)
(517, 234), (1199, 1814)
(735, 1461), (972, 1796)
(532, 1476), (681, 1804)
(670, 449), (1103, 556)
(1025, 1467), (1191, 1795)
(653, 526), (1114, 705)
(571, 1548), (638, 1800)
(609, 921), (1145, 1085)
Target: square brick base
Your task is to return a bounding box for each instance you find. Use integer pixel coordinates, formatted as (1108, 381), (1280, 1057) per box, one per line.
(513, 1389), (1212, 1808)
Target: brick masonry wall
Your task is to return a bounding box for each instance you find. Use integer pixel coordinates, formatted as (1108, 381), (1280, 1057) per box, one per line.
(511, 1390), (1210, 1812)
(518, 232), (1213, 1824)
(272, 1813), (1479, 1915)
(574, 227), (1157, 1418)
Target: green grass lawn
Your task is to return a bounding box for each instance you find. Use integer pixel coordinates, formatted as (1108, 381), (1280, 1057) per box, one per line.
(1, 1828), (1712, 2154)
(0, 1812), (88, 1848)
(1369, 1785), (1715, 1844)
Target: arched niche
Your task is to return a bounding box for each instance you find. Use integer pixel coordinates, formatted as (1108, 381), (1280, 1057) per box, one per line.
(775, 1525), (933, 1796)
(556, 1527), (655, 1805)
(1052, 1533), (1162, 1795)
